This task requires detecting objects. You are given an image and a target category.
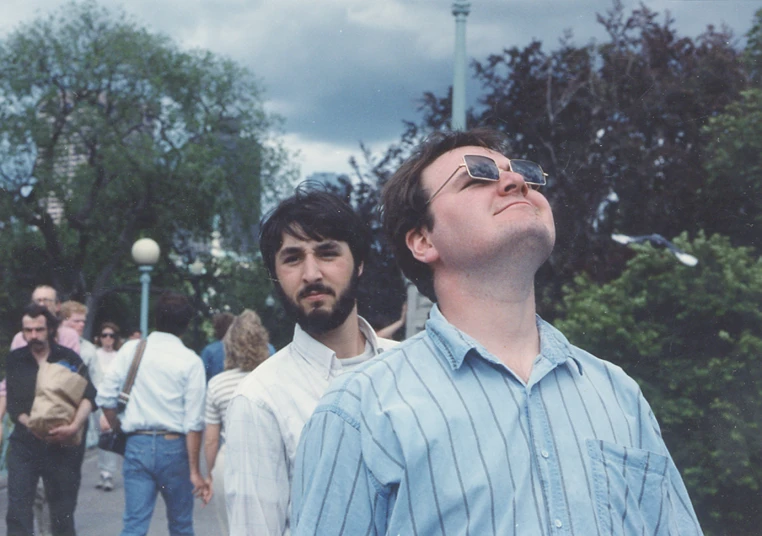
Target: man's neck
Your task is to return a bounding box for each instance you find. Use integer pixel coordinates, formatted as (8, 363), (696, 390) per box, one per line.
(30, 345), (51, 365)
(436, 270), (540, 383)
(308, 309), (367, 359)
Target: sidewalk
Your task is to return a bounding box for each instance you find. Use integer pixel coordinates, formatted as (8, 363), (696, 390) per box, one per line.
(0, 448), (226, 535)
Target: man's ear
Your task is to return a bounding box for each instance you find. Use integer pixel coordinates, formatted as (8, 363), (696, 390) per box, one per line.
(405, 227), (439, 264)
(357, 261), (364, 277)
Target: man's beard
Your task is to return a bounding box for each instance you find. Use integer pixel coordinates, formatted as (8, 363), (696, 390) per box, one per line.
(278, 269), (360, 336)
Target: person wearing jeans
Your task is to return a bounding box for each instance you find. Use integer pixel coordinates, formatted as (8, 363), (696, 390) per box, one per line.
(96, 293), (209, 535)
(122, 434), (194, 534)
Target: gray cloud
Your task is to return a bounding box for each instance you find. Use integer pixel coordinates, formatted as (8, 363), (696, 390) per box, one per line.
(1, 0), (758, 177)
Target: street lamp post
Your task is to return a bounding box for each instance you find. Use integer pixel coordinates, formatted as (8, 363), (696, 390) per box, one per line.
(451, 0), (471, 130)
(131, 238), (161, 339)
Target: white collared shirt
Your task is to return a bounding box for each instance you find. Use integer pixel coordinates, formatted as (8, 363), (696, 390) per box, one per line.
(225, 317), (397, 536)
(95, 332), (206, 434)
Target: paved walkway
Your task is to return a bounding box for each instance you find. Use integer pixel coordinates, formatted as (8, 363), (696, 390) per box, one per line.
(0, 448), (227, 535)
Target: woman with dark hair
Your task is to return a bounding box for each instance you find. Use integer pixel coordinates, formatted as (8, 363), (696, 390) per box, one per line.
(93, 321), (122, 491)
(204, 309), (270, 533)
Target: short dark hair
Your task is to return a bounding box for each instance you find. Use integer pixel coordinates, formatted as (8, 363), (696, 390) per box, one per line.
(212, 312), (235, 340)
(154, 292), (195, 336)
(259, 184), (370, 282)
(381, 128), (511, 301)
(22, 302), (59, 345)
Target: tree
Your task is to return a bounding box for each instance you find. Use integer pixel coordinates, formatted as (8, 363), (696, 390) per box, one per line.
(0, 1), (295, 339)
(556, 233), (762, 535)
(744, 9), (762, 85)
(373, 1), (751, 317)
(699, 88), (762, 249)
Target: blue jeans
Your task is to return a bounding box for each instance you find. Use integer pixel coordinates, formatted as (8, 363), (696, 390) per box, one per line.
(121, 434), (193, 536)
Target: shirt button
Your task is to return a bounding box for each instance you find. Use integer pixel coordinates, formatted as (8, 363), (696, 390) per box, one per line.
(554, 519), (563, 528)
(541, 450), (549, 458)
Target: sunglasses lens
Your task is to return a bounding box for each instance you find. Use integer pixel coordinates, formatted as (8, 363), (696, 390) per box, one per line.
(101, 333), (114, 338)
(510, 160), (546, 185)
(464, 155), (500, 181)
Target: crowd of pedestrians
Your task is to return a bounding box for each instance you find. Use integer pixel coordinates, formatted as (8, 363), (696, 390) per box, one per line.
(2, 127), (704, 535)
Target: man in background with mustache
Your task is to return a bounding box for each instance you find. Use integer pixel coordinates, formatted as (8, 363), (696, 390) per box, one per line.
(5, 303), (97, 536)
(225, 186), (397, 536)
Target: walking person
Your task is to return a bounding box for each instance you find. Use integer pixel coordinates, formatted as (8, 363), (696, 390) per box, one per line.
(93, 322), (123, 491)
(199, 313), (235, 383)
(5, 303), (97, 536)
(96, 292), (210, 536)
(8, 285), (84, 536)
(204, 309), (271, 535)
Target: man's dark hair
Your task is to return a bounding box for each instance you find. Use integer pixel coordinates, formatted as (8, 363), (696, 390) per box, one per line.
(381, 128), (511, 301)
(212, 312), (235, 341)
(155, 292), (195, 336)
(22, 302), (59, 345)
(259, 184), (371, 282)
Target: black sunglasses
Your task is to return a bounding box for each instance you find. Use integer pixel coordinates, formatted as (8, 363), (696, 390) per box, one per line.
(100, 333), (116, 338)
(427, 154), (547, 205)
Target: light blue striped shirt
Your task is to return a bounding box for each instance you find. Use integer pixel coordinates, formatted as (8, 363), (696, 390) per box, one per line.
(292, 305), (702, 536)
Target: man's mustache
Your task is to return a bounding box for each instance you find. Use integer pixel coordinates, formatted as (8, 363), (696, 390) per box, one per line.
(298, 284), (335, 300)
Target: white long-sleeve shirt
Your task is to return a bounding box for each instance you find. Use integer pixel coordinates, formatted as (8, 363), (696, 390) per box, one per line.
(224, 318), (396, 536)
(95, 332), (206, 434)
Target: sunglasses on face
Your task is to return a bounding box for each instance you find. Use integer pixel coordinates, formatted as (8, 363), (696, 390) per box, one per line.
(427, 154), (547, 205)
(100, 333), (116, 338)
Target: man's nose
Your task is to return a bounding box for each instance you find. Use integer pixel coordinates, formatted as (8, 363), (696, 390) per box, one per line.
(302, 255), (323, 282)
(497, 169), (529, 197)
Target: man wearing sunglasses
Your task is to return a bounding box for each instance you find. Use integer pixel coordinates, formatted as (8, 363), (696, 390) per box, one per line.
(291, 128), (702, 535)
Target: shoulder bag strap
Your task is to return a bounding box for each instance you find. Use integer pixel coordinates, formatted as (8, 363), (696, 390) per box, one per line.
(117, 339), (148, 408)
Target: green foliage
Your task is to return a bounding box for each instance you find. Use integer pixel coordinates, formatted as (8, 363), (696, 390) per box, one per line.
(557, 233), (762, 535)
(700, 88), (762, 248)
(375, 1), (754, 319)
(0, 1), (295, 341)
(744, 9), (762, 84)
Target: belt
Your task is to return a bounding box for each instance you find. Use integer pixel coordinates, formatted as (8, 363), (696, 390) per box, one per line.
(129, 430), (184, 440)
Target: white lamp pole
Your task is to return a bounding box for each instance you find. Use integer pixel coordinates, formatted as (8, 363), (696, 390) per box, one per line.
(451, 1), (471, 130)
(131, 238), (161, 339)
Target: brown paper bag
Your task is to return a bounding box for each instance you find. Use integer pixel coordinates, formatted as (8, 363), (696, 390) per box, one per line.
(28, 361), (88, 446)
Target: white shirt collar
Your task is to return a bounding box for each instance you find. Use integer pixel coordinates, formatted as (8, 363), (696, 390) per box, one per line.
(290, 316), (383, 379)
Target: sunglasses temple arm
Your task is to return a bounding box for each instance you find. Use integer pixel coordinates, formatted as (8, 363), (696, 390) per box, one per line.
(426, 166), (462, 205)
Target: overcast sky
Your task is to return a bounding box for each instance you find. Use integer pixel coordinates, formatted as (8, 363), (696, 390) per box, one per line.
(0, 0), (758, 180)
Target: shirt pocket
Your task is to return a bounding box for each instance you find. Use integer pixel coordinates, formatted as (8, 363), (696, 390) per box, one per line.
(587, 439), (670, 536)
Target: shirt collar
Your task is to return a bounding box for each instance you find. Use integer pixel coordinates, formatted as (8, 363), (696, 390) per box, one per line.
(290, 316), (383, 379)
(425, 304), (583, 375)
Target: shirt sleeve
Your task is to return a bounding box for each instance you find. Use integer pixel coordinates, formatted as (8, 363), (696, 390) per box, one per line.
(291, 408), (386, 536)
(182, 358), (206, 433)
(204, 379), (221, 425)
(225, 392), (292, 536)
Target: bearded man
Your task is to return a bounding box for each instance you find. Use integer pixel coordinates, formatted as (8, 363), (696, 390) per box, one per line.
(224, 187), (397, 536)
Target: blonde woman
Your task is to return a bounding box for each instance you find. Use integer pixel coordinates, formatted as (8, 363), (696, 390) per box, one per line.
(204, 309), (270, 533)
